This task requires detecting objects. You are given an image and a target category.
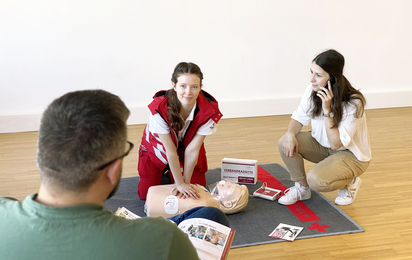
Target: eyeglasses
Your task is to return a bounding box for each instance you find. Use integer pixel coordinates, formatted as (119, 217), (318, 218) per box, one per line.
(96, 141), (134, 171)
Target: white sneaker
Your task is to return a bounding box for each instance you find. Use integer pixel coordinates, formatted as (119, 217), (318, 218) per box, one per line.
(335, 177), (362, 206)
(278, 182), (311, 205)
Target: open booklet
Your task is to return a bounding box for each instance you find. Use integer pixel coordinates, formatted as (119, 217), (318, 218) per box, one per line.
(114, 207), (235, 260)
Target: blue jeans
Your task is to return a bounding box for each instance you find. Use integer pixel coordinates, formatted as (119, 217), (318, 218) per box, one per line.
(168, 207), (230, 227)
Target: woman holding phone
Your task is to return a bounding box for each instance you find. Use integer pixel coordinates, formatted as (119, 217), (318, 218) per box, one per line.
(278, 49), (371, 206)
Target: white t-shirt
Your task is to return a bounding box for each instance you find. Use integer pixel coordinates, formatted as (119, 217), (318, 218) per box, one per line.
(148, 102), (217, 141)
(291, 84), (371, 162)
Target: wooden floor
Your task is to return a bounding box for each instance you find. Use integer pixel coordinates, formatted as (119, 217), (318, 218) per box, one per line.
(1, 107), (411, 259)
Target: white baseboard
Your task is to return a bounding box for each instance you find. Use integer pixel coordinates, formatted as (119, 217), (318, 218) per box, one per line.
(1, 90), (411, 133)
(0, 114), (43, 134)
(363, 90), (412, 110)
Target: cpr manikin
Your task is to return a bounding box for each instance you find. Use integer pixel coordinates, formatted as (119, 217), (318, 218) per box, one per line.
(145, 180), (249, 218)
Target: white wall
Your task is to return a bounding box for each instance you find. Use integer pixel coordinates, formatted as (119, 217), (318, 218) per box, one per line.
(1, 0), (411, 133)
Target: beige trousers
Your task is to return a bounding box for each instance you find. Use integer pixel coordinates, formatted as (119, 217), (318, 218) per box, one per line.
(278, 132), (370, 192)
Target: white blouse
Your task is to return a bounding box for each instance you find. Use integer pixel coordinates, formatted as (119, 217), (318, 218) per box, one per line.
(291, 84), (372, 162)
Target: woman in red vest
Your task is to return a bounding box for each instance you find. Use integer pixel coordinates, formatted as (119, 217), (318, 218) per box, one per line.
(137, 62), (222, 200)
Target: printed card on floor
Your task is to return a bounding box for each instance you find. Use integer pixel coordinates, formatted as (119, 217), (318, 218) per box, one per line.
(269, 223), (304, 241)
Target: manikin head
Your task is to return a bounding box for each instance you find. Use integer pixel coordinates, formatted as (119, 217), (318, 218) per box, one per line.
(210, 180), (249, 214)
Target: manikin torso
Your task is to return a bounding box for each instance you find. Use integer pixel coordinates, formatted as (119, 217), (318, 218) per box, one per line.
(145, 181), (249, 218)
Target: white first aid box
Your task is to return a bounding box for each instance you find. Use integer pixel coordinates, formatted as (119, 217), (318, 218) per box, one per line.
(221, 158), (258, 184)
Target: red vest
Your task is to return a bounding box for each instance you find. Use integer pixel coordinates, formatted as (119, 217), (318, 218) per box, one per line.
(141, 90), (222, 172)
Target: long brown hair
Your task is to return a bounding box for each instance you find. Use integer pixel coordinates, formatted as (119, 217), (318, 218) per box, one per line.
(168, 62), (203, 132)
(310, 49), (366, 128)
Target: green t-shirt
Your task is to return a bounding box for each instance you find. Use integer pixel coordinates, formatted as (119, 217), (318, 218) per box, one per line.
(0, 194), (199, 260)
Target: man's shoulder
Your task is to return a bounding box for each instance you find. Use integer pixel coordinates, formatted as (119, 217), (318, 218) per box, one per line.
(0, 196), (20, 209)
(104, 216), (197, 258)
(0, 203), (196, 260)
(0, 196), (19, 202)
(112, 216), (189, 243)
(114, 215), (177, 232)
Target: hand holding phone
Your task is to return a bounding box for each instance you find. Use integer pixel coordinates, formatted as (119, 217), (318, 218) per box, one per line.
(321, 76), (335, 94)
(323, 76), (335, 89)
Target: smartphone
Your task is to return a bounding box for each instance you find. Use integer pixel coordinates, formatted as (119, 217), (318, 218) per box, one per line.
(323, 76), (336, 89)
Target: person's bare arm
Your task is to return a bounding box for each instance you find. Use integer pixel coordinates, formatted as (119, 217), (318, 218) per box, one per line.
(158, 134), (200, 200)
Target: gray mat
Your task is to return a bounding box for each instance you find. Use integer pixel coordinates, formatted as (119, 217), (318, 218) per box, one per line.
(104, 163), (364, 248)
